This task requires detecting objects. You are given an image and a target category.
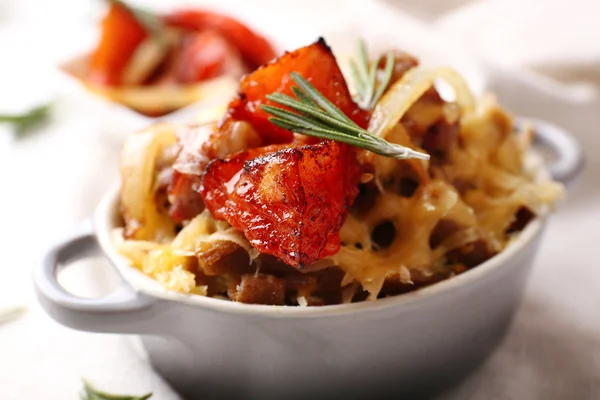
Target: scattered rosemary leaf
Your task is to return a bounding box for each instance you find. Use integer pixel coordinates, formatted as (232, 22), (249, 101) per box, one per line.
(80, 379), (152, 400)
(0, 103), (52, 139)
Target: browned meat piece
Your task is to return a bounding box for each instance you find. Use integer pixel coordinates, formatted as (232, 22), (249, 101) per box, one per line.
(229, 273), (286, 305)
(429, 218), (461, 249)
(196, 240), (252, 276)
(278, 273), (317, 294)
(245, 255), (345, 305)
(191, 264), (228, 297)
(307, 267), (346, 305)
(423, 119), (459, 158)
(400, 87), (461, 163)
(380, 269), (449, 297)
(377, 50), (419, 86)
(429, 219), (495, 268)
(447, 239), (494, 268)
(168, 171), (205, 223)
(506, 207), (535, 234)
(401, 88), (445, 137)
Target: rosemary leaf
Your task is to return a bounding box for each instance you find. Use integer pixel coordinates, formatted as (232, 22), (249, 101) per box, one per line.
(270, 119), (372, 150)
(350, 39), (396, 110)
(291, 86), (316, 106)
(261, 73), (429, 161)
(363, 53), (382, 108)
(356, 40), (370, 90)
(261, 105), (331, 131)
(81, 379), (152, 400)
(269, 117), (365, 143)
(264, 95), (365, 136)
(290, 72), (354, 124)
(370, 51), (395, 108)
(349, 59), (365, 97)
(0, 103), (52, 138)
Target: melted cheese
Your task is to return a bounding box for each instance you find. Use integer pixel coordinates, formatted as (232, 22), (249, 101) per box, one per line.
(115, 81), (564, 302)
(329, 180), (474, 298)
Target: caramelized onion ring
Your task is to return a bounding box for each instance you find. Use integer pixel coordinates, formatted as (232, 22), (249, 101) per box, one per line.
(369, 66), (476, 140)
(120, 124), (177, 241)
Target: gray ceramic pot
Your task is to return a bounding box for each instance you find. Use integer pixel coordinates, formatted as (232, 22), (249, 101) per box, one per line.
(34, 119), (582, 400)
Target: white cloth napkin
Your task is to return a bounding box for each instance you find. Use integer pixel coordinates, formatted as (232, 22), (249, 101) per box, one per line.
(1, 0), (599, 399)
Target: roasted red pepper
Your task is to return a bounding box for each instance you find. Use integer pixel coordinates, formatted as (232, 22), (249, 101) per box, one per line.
(223, 38), (368, 144)
(201, 141), (363, 268)
(163, 10), (276, 69)
(173, 29), (242, 84)
(89, 4), (276, 89)
(196, 40), (367, 268)
(89, 2), (147, 86)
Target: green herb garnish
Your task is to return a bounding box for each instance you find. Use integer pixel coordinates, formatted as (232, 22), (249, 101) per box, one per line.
(260, 72), (429, 160)
(80, 379), (152, 400)
(0, 104), (52, 138)
(349, 39), (395, 110)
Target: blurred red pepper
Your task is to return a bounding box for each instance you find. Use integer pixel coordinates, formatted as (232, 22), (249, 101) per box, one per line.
(174, 30), (241, 84)
(163, 10), (277, 70)
(89, 2), (147, 86)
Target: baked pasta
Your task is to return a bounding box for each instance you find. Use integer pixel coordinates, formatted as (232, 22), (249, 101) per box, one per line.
(114, 38), (563, 305)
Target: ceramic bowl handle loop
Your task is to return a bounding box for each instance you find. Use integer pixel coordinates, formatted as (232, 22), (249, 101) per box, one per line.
(33, 220), (159, 333)
(518, 117), (584, 186)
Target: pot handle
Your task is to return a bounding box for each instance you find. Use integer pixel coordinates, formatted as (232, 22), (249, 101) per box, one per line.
(33, 220), (160, 334)
(518, 117), (585, 185)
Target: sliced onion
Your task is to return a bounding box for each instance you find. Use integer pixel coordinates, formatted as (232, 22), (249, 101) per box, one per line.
(101, 76), (238, 116)
(369, 67), (476, 139)
(121, 29), (179, 86)
(120, 123), (178, 242)
(61, 54), (238, 116)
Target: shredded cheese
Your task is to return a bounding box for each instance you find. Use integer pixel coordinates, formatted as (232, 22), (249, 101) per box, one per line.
(113, 68), (564, 303)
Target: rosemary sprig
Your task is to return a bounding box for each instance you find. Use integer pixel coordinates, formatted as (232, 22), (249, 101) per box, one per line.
(0, 103), (52, 138)
(261, 72), (429, 161)
(80, 379), (152, 400)
(107, 0), (163, 39)
(349, 39), (395, 110)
